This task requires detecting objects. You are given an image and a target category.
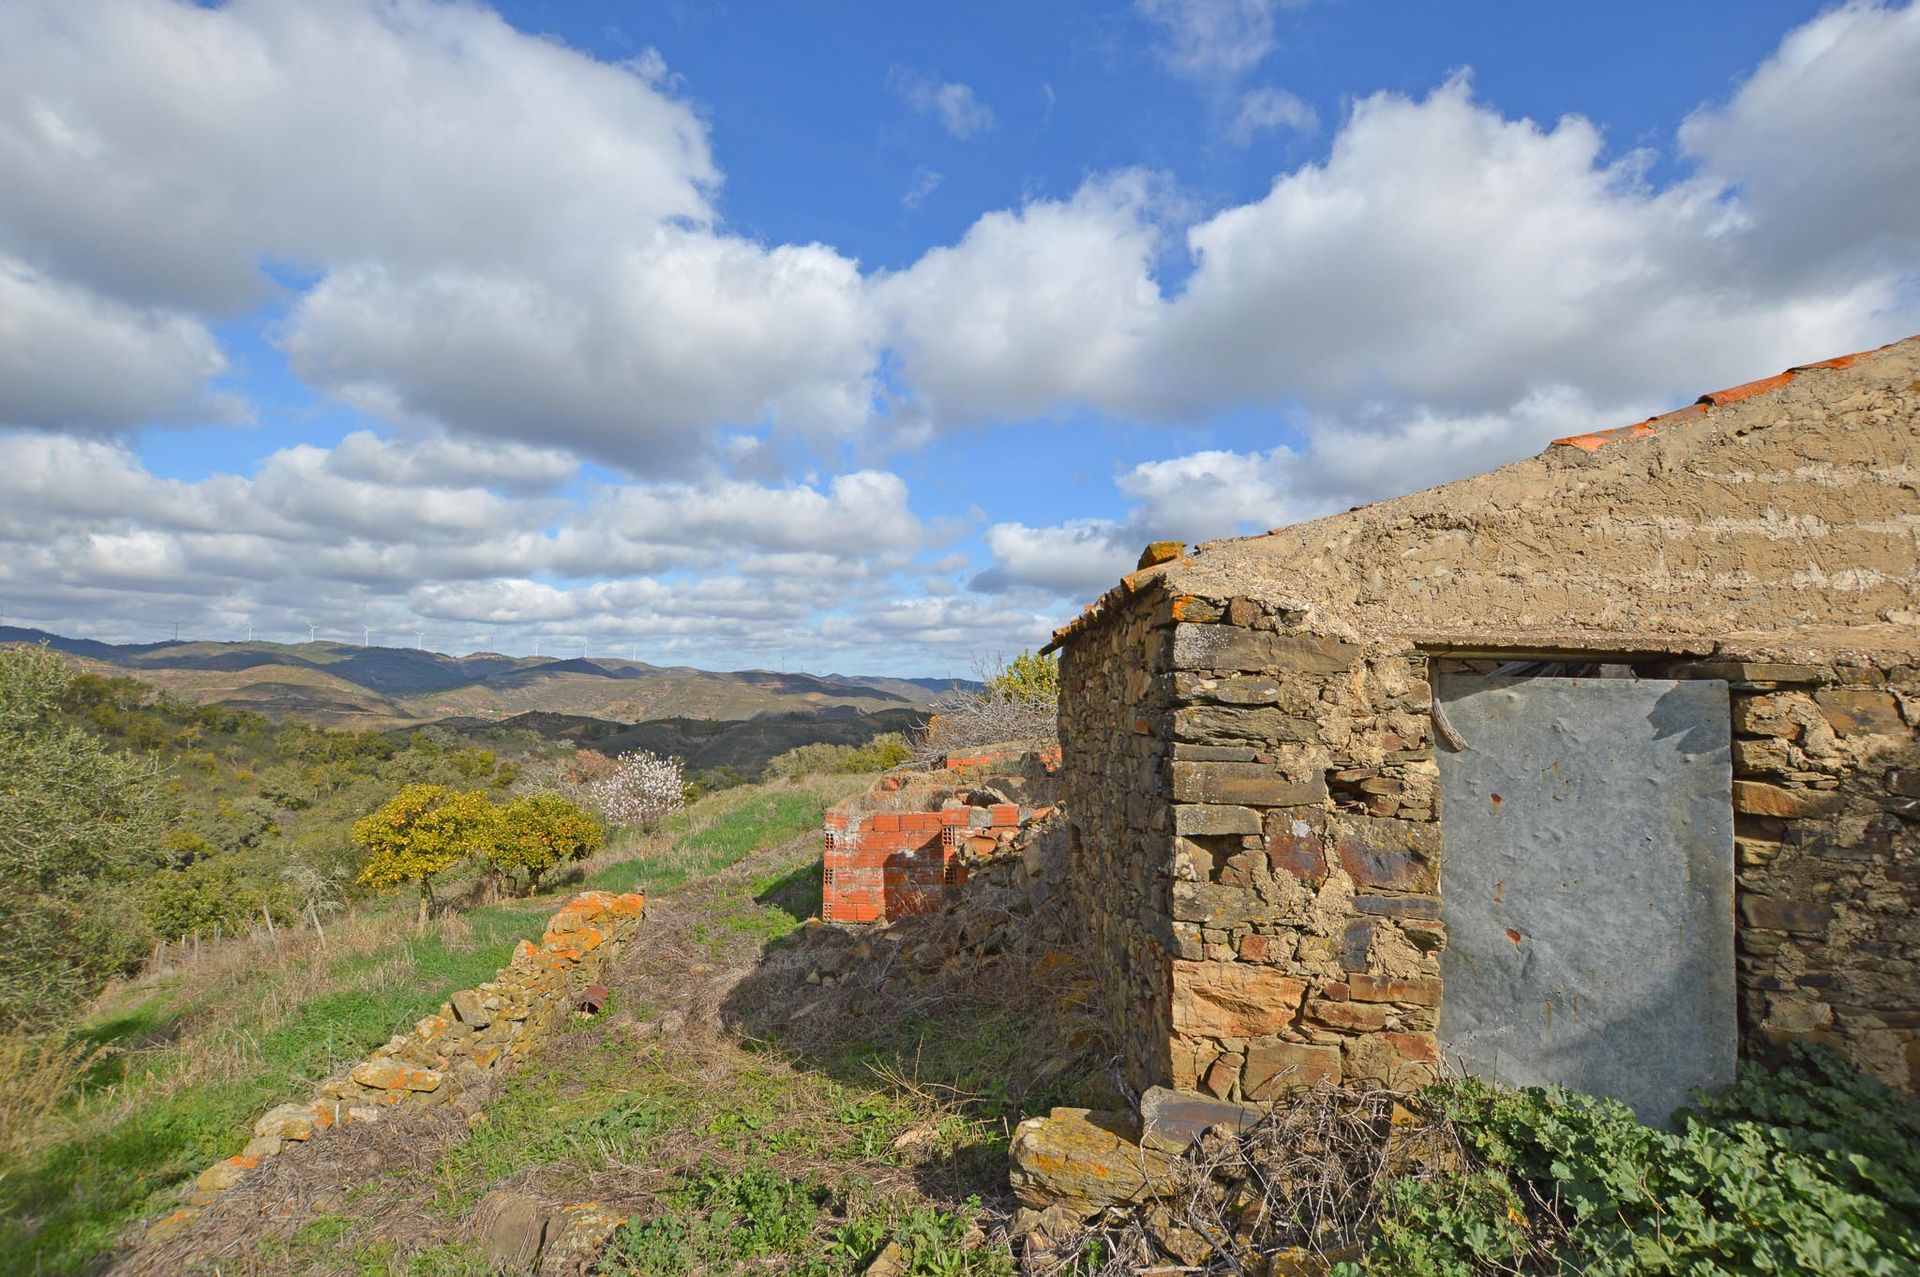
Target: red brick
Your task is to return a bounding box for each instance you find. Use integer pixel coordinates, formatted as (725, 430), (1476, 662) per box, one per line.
(990, 803), (1019, 826)
(872, 812), (901, 833)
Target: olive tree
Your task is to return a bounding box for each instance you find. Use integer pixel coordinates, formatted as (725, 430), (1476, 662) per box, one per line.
(0, 644), (168, 1031)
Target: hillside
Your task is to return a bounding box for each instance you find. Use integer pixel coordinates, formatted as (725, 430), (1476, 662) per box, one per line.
(430, 706), (929, 778)
(0, 628), (974, 729)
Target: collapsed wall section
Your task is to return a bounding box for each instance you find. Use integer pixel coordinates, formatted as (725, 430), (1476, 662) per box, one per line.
(822, 753), (1059, 923)
(157, 890), (646, 1238)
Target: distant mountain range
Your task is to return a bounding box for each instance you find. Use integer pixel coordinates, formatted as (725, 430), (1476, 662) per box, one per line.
(0, 627), (976, 732)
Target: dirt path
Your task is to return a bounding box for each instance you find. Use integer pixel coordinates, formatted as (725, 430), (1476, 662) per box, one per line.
(113, 799), (1104, 1277)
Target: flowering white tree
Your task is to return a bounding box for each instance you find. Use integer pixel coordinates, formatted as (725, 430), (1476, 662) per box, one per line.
(585, 749), (686, 831)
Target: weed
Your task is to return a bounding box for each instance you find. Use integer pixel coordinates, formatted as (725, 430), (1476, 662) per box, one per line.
(1334, 1045), (1920, 1276)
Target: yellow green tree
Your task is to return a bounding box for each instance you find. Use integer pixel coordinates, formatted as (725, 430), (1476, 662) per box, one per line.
(353, 784), (498, 926)
(487, 793), (604, 894)
(986, 649), (1059, 706)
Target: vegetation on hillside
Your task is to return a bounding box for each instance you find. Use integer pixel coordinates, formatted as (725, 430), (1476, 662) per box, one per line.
(764, 730), (913, 780)
(0, 769), (874, 1274)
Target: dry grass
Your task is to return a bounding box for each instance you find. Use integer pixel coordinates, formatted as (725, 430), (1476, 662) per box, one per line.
(0, 1034), (106, 1163)
(1031, 1085), (1467, 1276)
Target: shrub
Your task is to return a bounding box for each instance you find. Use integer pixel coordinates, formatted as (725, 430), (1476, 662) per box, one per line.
(487, 793), (604, 893)
(1341, 1046), (1920, 1276)
(137, 853), (301, 939)
(0, 645), (168, 1031)
(763, 733), (912, 781)
(585, 750), (686, 831)
(352, 784), (497, 926)
(912, 651), (1059, 763)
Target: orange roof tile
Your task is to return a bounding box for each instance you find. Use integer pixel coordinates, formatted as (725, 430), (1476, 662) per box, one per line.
(1551, 336), (1912, 453)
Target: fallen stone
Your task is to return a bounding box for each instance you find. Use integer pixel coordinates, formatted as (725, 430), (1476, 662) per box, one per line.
(254, 1102), (316, 1142)
(475, 1189), (549, 1271)
(1008, 1108), (1181, 1209)
(1138, 1086), (1264, 1154)
(539, 1202), (627, 1276)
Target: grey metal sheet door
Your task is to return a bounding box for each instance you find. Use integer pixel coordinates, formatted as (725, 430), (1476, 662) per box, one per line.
(1435, 675), (1734, 1123)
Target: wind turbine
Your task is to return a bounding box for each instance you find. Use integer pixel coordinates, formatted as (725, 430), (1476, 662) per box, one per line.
(245, 621), (254, 643)
(415, 631), (425, 651)
(307, 622), (317, 644)
(362, 626), (370, 648)
(532, 637), (540, 658)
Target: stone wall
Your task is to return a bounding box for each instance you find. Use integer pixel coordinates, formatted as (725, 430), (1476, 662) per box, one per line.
(161, 890), (646, 1234)
(1056, 585), (1179, 1097)
(1059, 586), (1920, 1102)
(1666, 658), (1920, 1090)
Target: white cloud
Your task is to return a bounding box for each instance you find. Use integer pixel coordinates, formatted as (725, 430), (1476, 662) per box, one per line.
(1678, 0), (1920, 280)
(0, 430), (960, 666)
(282, 232), (878, 469)
(876, 172), (1175, 427)
(887, 67), (995, 140)
(0, 257), (232, 432)
(973, 520), (1136, 597)
(1136, 0), (1284, 80)
(0, 0), (875, 465)
(1228, 86), (1316, 144)
(903, 167), (943, 209)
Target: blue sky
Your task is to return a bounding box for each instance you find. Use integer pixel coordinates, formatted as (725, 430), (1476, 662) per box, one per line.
(1, 0), (1916, 675)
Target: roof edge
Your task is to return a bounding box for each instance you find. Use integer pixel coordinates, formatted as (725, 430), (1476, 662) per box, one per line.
(1550, 336), (1913, 453)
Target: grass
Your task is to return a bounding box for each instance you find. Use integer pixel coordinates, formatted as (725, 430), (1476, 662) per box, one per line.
(1, 771), (1082, 1274)
(0, 901), (549, 1276)
(584, 773), (865, 895)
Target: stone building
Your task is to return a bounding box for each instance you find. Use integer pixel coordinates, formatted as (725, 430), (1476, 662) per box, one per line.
(1045, 336), (1919, 1119)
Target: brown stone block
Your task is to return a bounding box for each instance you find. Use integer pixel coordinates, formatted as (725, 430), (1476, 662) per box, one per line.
(1343, 1033), (1438, 1088)
(1671, 661), (1825, 687)
(1306, 998), (1389, 1032)
(1733, 780), (1803, 818)
(1171, 624), (1358, 674)
(1267, 809), (1328, 885)
(1332, 814), (1439, 893)
(1174, 761), (1327, 807)
(1243, 1041), (1343, 1099)
(1348, 974), (1442, 1005)
(1815, 688), (1907, 737)
(1172, 880), (1277, 926)
(1353, 895), (1442, 920)
(1174, 704), (1318, 745)
(1171, 960), (1307, 1037)
(1173, 804), (1263, 836)
(1739, 895), (1835, 934)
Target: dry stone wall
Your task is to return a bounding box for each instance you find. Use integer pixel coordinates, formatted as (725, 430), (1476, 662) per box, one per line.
(156, 890), (646, 1237)
(1672, 657), (1920, 1090)
(1057, 586), (1179, 1097)
(1061, 582), (1920, 1102)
